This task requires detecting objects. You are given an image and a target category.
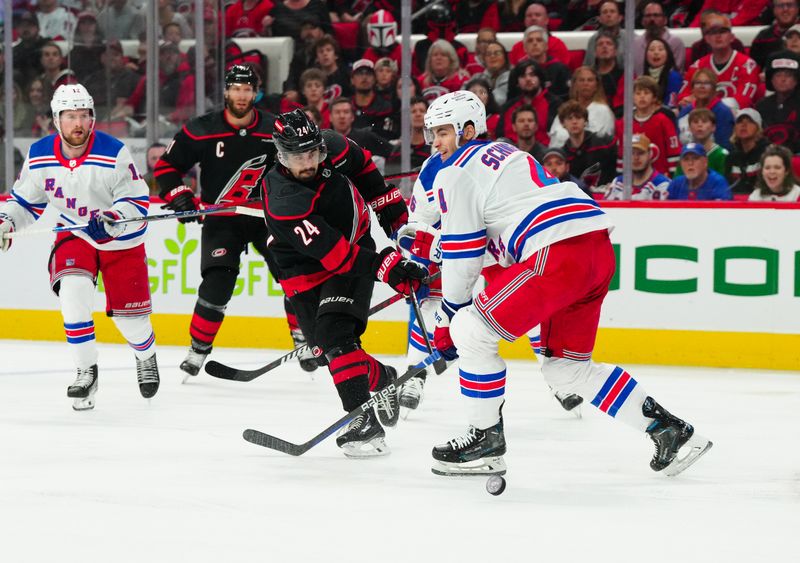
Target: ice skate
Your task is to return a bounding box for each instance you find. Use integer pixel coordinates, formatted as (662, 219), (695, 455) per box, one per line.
(68, 365), (98, 411)
(554, 390), (583, 418)
(399, 369), (426, 419)
(291, 329), (318, 374)
(431, 418), (507, 476)
(372, 364), (400, 427)
(336, 407), (389, 458)
(180, 345), (209, 382)
(136, 354), (160, 399)
(643, 396), (712, 477)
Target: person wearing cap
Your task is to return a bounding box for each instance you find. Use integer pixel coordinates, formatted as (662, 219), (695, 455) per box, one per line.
(350, 58), (397, 140)
(756, 50), (800, 152)
(540, 147), (591, 196)
(678, 13), (761, 110)
(667, 143), (732, 200)
(674, 108), (730, 178)
(374, 58), (399, 103)
(606, 134), (671, 200)
(783, 23), (800, 56)
(728, 108), (771, 196)
(686, 9), (748, 66)
(83, 41), (140, 120)
(12, 10), (48, 88)
(750, 1), (799, 69)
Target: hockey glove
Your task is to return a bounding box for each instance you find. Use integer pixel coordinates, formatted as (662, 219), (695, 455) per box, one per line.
(369, 184), (408, 237)
(0, 215), (14, 252)
(396, 222), (442, 265)
(433, 305), (460, 361)
(374, 247), (428, 297)
(163, 186), (202, 223)
(85, 210), (126, 244)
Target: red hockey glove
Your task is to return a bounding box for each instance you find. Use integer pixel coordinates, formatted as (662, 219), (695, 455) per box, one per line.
(369, 184), (408, 237)
(433, 308), (458, 361)
(374, 247), (428, 296)
(163, 186), (202, 223)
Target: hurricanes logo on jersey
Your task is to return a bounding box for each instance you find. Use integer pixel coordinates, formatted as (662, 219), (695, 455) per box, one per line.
(216, 154), (268, 204)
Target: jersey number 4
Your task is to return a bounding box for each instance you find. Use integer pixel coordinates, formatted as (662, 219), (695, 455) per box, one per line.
(294, 220), (321, 246)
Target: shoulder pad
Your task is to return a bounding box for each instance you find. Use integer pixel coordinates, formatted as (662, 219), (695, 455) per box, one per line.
(28, 135), (58, 159)
(264, 168), (318, 220)
(91, 131), (124, 158)
(322, 129), (348, 158)
(182, 112), (225, 138)
(256, 109), (277, 134)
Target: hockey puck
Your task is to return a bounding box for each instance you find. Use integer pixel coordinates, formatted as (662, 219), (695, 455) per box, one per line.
(486, 475), (506, 496)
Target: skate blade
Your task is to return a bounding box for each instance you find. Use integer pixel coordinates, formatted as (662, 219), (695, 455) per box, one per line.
(181, 373), (191, 384)
(72, 397), (95, 411)
(663, 435), (713, 477)
(341, 437), (391, 458)
(570, 405), (582, 419)
(431, 456), (507, 477)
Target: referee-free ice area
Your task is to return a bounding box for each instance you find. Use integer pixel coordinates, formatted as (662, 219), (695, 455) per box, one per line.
(0, 340), (797, 563)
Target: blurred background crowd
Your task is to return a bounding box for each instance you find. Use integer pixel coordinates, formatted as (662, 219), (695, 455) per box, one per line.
(1, 0), (800, 202)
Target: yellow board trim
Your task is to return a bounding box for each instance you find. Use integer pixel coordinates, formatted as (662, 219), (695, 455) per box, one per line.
(2, 310), (799, 371)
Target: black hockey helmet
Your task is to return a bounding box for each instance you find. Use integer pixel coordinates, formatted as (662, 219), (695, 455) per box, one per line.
(273, 109), (327, 163)
(225, 64), (259, 89)
(426, 1), (456, 41)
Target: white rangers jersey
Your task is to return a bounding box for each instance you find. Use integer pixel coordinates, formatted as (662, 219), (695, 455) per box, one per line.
(0, 131), (149, 250)
(410, 140), (613, 311)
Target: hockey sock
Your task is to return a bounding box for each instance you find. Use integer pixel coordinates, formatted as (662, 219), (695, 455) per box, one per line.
(527, 326), (541, 356)
(113, 315), (156, 361)
(59, 276), (98, 370)
(406, 297), (437, 366)
(189, 297), (226, 352)
(327, 346), (375, 411)
(284, 296), (300, 332)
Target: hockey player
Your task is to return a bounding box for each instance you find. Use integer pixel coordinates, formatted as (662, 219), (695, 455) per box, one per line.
(155, 65), (318, 376)
(262, 109), (427, 457)
(0, 84), (160, 411)
(407, 90), (712, 477)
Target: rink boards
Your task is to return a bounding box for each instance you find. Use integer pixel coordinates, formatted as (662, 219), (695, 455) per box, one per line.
(1, 201), (798, 371)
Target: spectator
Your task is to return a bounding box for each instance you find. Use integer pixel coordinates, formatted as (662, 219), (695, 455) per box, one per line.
(466, 27), (497, 76)
(70, 12), (106, 82)
(144, 143), (167, 196)
(115, 42), (185, 122)
(312, 34), (351, 101)
(509, 104), (548, 161)
(303, 104), (323, 126)
(688, 0), (771, 27)
(667, 143), (732, 200)
(1, 84), (31, 137)
(783, 23), (800, 55)
(509, 3), (570, 66)
(496, 60), (558, 145)
(756, 51), (800, 152)
(374, 58), (398, 103)
(386, 96), (431, 174)
(540, 147), (591, 196)
(686, 9), (747, 67)
(329, 97), (392, 162)
(521, 26), (571, 103)
(12, 10), (47, 89)
(35, 0), (77, 41)
(84, 41), (141, 120)
(270, 0), (332, 41)
(557, 99), (617, 188)
(412, 2), (469, 76)
(750, 0), (799, 69)
(97, 0), (146, 41)
(593, 30), (623, 106)
(727, 108), (771, 196)
(615, 75), (681, 176)
(677, 68), (735, 150)
(548, 66), (616, 148)
(22, 78), (54, 137)
(225, 0), (274, 38)
(584, 1), (624, 68)
(163, 22), (184, 45)
(350, 59), (396, 140)
(675, 108), (730, 177)
(0, 125), (24, 192)
(498, 0), (534, 32)
(363, 10), (402, 69)
(634, 1), (686, 74)
(464, 76), (502, 138)
(282, 18), (326, 102)
(606, 133), (671, 200)
(480, 41), (511, 107)
(170, 44), (220, 125)
(417, 39), (471, 102)
(565, 0), (605, 30)
(642, 38), (684, 109)
(748, 144), (800, 201)
(39, 42), (77, 97)
(298, 68), (330, 128)
(456, 0), (500, 34)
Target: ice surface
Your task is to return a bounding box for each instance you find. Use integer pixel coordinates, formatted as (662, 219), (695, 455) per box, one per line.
(0, 340), (797, 562)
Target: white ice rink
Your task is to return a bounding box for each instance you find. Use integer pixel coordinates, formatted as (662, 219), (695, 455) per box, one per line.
(0, 340), (797, 563)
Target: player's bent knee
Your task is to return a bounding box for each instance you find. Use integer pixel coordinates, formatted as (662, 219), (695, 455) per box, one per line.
(314, 314), (358, 353)
(198, 267), (238, 303)
(541, 356), (594, 394)
(450, 307), (499, 358)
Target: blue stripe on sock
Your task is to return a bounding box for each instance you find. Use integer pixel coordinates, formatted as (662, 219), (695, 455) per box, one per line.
(591, 366), (623, 407)
(461, 387), (505, 399)
(608, 378), (637, 417)
(64, 320), (94, 329)
(67, 334), (95, 344)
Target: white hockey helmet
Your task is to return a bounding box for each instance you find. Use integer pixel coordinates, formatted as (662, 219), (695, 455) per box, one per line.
(367, 10), (397, 49)
(51, 83), (95, 136)
(423, 90), (487, 144)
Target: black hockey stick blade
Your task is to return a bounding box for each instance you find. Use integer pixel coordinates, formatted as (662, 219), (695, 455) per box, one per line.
(243, 350), (447, 456)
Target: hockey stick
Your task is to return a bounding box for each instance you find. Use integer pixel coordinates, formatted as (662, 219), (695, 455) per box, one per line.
(242, 350), (446, 456)
(384, 171), (419, 181)
(409, 288), (447, 375)
(205, 271), (442, 382)
(2, 201), (263, 239)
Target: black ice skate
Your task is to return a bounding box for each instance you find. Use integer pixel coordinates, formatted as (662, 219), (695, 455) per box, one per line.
(399, 368), (427, 418)
(431, 418), (507, 476)
(180, 343), (209, 381)
(136, 354), (160, 399)
(643, 396), (712, 477)
(336, 407), (389, 458)
(291, 329), (318, 373)
(68, 365), (98, 411)
(554, 391), (583, 418)
(372, 364), (400, 427)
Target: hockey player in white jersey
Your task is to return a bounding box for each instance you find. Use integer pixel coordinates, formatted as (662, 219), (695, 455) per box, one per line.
(0, 84), (160, 410)
(406, 90), (711, 477)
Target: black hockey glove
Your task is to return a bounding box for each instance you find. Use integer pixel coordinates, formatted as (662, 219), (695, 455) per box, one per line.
(374, 247), (429, 297)
(163, 186), (202, 223)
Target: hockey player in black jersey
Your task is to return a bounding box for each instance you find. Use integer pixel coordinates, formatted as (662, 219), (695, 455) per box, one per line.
(155, 65), (317, 377)
(263, 109), (428, 457)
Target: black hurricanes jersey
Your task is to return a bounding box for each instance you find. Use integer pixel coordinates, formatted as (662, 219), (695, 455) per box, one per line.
(155, 109), (277, 205)
(262, 130), (399, 295)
